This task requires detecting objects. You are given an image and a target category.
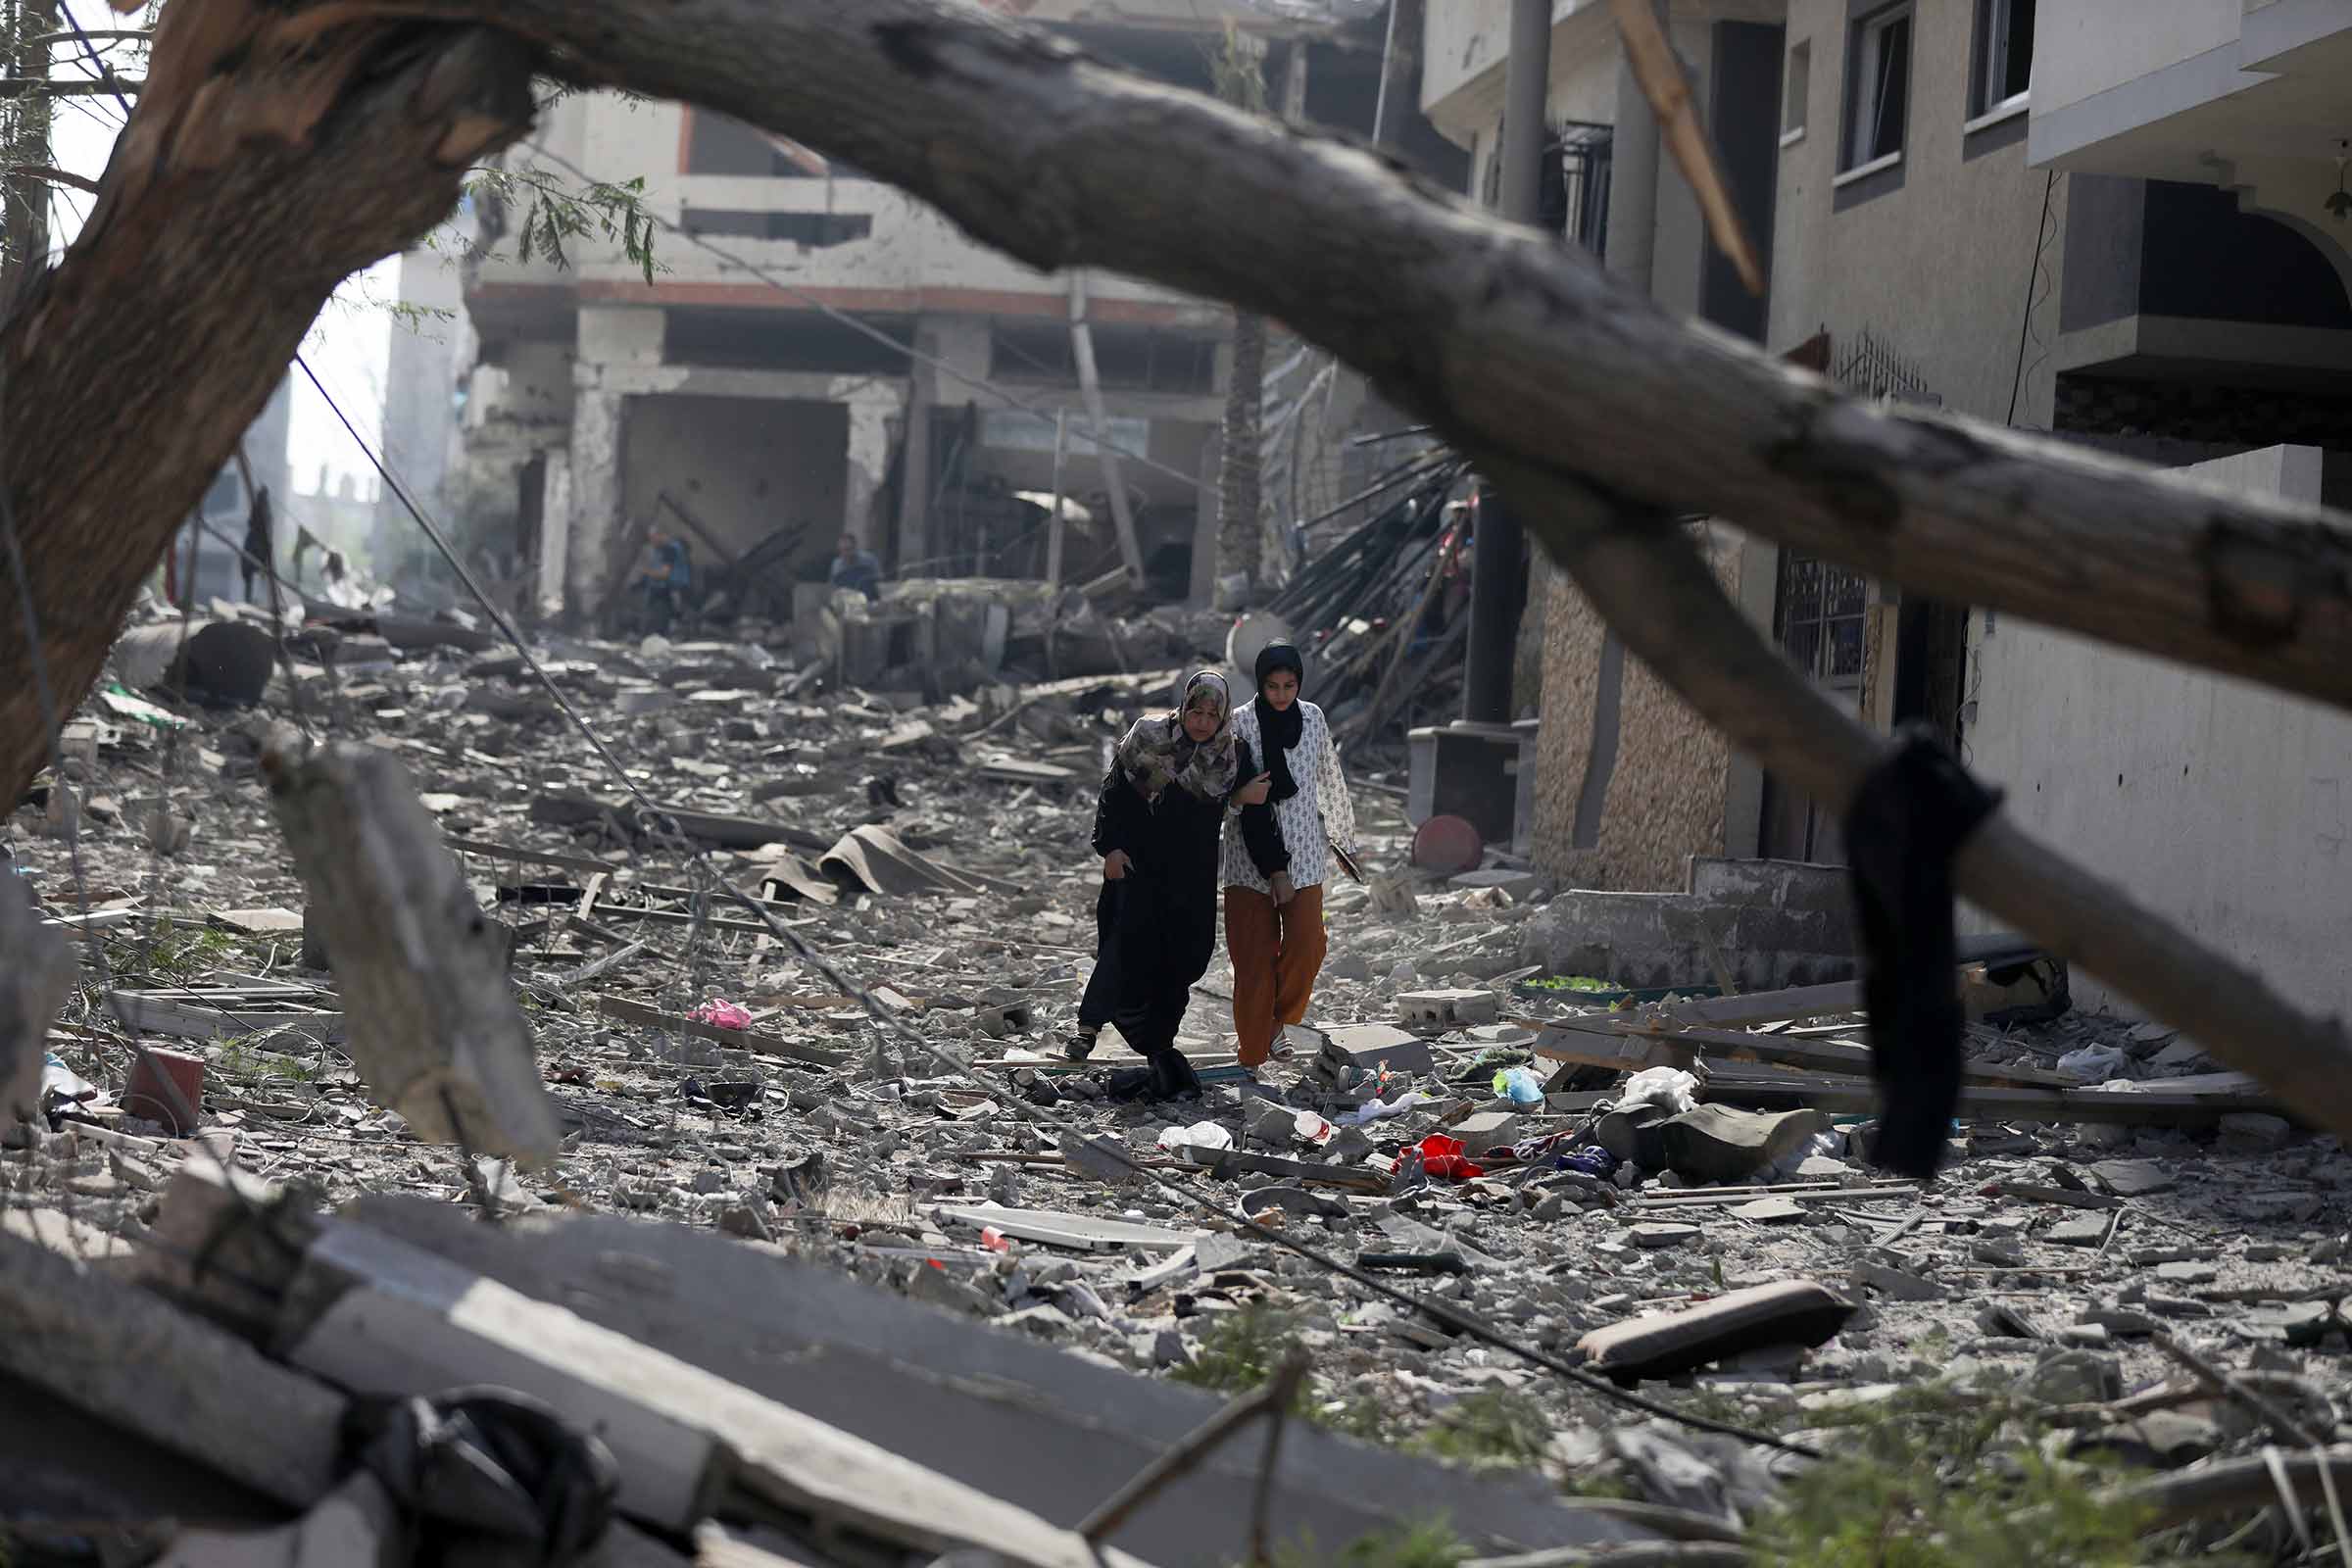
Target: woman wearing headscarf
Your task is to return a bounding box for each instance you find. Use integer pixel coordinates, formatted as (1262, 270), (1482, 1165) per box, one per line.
(1224, 640), (1361, 1073)
(1081, 671), (1272, 1097)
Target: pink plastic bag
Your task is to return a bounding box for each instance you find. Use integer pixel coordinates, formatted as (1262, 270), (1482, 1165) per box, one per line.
(689, 1000), (754, 1031)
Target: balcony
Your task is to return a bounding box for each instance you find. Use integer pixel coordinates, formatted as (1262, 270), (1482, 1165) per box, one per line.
(2029, 0), (2352, 246)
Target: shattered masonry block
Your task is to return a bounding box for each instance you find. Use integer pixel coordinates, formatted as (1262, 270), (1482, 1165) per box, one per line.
(1396, 989), (1500, 1031)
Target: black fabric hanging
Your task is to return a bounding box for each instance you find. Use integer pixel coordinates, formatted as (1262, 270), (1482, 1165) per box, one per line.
(1843, 726), (2002, 1180)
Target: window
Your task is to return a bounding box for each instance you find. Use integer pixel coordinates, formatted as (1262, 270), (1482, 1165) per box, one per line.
(1485, 120), (1614, 254)
(1840, 4), (1912, 172)
(1970, 0), (2034, 120)
(1783, 40), (1810, 144)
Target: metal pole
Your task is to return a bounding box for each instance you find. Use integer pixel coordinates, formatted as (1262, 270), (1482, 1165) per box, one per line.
(1497, 0), (1551, 227)
(1046, 409), (1068, 589)
(1465, 0), (1549, 725)
(1370, 0), (1426, 153)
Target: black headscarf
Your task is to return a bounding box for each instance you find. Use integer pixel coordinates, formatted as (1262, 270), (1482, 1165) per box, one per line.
(1253, 640), (1306, 804)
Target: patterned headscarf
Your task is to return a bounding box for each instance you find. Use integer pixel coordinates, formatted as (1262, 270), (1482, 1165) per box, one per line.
(1114, 671), (1240, 804)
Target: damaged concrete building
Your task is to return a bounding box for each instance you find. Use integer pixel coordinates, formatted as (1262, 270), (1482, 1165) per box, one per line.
(1426, 0), (2352, 1012)
(436, 0), (1464, 628)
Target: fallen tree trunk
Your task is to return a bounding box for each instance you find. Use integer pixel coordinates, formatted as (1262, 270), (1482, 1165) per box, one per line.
(334, 0), (2352, 719)
(4, 0), (2336, 1128)
(0, 7), (535, 802)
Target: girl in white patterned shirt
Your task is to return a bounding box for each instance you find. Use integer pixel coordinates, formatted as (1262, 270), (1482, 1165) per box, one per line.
(1223, 640), (1359, 1071)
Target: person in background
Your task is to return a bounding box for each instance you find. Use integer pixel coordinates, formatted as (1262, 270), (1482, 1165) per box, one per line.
(830, 531), (883, 601)
(1224, 639), (1360, 1074)
(240, 486), (274, 603)
(1083, 671), (1271, 1096)
(633, 526), (692, 634)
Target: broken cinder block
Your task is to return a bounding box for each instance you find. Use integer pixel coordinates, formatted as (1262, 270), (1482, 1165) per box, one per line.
(1397, 989), (1500, 1031)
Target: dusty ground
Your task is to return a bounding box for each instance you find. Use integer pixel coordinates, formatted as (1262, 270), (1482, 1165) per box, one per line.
(10, 618), (2352, 1557)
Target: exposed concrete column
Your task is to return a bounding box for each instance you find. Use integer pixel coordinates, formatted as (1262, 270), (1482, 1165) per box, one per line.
(1604, 1), (1665, 295)
(564, 385), (627, 616)
(842, 384), (904, 552)
(536, 451), (571, 619)
(895, 323), (937, 570)
(1466, 0), (1549, 725)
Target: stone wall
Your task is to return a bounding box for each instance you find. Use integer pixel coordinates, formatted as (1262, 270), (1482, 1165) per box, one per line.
(1530, 522), (1738, 889)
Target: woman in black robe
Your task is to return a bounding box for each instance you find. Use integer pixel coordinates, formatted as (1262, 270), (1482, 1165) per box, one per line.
(1078, 671), (1270, 1097)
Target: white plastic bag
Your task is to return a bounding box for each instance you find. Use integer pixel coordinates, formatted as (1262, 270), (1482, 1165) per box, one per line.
(1156, 1121), (1234, 1153)
(1620, 1066), (1699, 1115)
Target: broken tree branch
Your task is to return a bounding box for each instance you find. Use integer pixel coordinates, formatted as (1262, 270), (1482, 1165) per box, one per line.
(2154, 1332), (2326, 1448)
(1606, 0), (1762, 296)
(1476, 456), (2352, 1142)
(1078, 1349), (1309, 1546)
(335, 0), (2352, 717)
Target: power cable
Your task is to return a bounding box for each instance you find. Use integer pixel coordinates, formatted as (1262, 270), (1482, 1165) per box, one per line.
(301, 348), (1817, 1459)
(2003, 171), (2058, 428)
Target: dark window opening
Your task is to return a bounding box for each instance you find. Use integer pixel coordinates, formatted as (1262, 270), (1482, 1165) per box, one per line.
(679, 210), (874, 247)
(1483, 121), (1613, 256)
(1971, 0), (2034, 117)
(1841, 4), (1912, 170)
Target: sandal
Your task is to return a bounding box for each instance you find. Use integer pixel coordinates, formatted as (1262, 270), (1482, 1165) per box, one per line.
(1065, 1027), (1101, 1063)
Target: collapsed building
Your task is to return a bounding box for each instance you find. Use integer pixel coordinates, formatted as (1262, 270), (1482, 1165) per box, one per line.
(376, 0), (1466, 636)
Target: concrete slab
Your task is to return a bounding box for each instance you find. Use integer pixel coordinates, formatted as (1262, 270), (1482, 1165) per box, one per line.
(937, 1206), (1203, 1253)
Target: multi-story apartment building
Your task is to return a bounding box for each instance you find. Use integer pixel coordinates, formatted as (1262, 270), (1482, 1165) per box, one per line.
(423, 0), (1462, 624)
(1426, 0), (2352, 1014)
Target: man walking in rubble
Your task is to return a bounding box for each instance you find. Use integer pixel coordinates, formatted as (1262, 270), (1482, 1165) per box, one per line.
(830, 530), (883, 601)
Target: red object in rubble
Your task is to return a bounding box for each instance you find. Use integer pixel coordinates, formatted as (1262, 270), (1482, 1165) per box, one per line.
(123, 1047), (205, 1135)
(1411, 815), (1484, 877)
(1414, 1134), (1485, 1181)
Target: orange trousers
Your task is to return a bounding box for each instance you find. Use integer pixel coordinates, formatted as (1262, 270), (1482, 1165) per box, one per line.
(1226, 882), (1327, 1068)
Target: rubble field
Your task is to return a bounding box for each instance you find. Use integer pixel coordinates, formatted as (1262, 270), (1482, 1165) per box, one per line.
(6, 612), (2351, 1568)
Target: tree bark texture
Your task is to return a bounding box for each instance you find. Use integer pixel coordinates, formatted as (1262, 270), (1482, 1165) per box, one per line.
(1, 0), (61, 296)
(0, 4), (536, 803)
(8, 0), (2351, 1123)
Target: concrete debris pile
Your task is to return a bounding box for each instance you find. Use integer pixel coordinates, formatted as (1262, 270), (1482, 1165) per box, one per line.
(797, 575), (1232, 702)
(5, 613), (2352, 1565)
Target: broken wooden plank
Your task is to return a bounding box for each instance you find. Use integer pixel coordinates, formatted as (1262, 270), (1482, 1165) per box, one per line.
(0, 1227), (345, 1508)
(1656, 982), (1862, 1030)
(280, 1220), (1154, 1568)
(599, 994), (847, 1070)
(264, 739), (563, 1166)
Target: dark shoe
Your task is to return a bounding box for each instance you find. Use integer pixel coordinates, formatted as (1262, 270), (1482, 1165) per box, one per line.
(1147, 1049), (1202, 1101)
(1066, 1027), (1100, 1064)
